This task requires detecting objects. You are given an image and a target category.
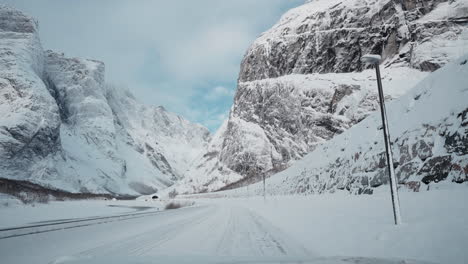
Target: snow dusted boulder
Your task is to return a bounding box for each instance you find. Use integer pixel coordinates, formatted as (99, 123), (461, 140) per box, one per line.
(261, 55), (468, 195)
(0, 6), (61, 181)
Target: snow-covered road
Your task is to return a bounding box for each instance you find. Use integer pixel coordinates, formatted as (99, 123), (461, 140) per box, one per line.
(0, 202), (311, 263)
(1, 188), (467, 264)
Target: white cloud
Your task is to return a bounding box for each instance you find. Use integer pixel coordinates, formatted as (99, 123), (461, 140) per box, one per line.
(198, 110), (231, 131)
(204, 86), (235, 101)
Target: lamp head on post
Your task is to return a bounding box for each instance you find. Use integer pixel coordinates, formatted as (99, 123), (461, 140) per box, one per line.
(361, 54), (382, 65)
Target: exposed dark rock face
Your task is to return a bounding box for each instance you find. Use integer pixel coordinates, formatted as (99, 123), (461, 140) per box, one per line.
(239, 0), (467, 82)
(445, 108), (468, 155)
(419, 156), (452, 184)
(396, 161), (420, 184)
(369, 169), (389, 188)
(450, 161), (468, 183)
(412, 139), (433, 161)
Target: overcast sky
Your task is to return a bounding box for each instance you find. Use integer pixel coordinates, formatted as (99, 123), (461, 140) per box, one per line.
(1, 0), (303, 131)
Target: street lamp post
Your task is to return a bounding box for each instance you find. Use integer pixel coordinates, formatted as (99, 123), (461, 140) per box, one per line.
(262, 173), (266, 201)
(362, 54), (402, 225)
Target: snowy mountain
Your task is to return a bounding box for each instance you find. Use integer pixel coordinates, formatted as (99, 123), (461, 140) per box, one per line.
(167, 120), (243, 195)
(0, 5), (210, 195)
(172, 0), (468, 194)
(242, 54), (468, 195)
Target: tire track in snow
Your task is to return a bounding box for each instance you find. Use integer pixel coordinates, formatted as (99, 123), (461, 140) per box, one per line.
(215, 206), (313, 257)
(79, 205), (215, 257)
(129, 206), (214, 256)
(77, 203), (313, 258)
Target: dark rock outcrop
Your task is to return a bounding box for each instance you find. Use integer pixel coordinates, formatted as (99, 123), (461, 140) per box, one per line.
(419, 156), (453, 184)
(239, 0), (467, 82)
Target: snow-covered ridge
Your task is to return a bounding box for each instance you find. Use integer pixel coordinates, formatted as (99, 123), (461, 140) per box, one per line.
(240, 0), (468, 82)
(246, 54), (468, 195)
(0, 5), (211, 195)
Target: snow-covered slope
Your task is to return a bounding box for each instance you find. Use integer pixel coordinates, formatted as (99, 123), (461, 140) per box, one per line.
(166, 120), (242, 195)
(244, 54), (468, 195)
(175, 0), (467, 194)
(0, 6), (211, 195)
(106, 85), (211, 182)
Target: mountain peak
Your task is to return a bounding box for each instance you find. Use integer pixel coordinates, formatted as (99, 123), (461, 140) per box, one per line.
(0, 5), (38, 34)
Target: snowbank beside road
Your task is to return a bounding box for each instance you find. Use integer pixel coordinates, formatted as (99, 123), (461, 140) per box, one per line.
(198, 188), (468, 264)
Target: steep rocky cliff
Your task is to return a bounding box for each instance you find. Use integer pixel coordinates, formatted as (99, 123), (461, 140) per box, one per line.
(240, 0), (468, 81)
(0, 6), (210, 195)
(0, 6), (61, 185)
(245, 55), (468, 195)
(175, 0), (467, 194)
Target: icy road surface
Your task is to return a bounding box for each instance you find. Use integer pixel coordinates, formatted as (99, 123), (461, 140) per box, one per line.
(0, 202), (311, 263)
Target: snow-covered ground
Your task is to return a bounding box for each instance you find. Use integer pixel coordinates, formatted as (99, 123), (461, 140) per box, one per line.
(219, 188), (468, 264)
(0, 198), (164, 229)
(0, 189), (466, 264)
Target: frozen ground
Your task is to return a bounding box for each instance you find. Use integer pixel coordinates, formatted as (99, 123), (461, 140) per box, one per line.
(0, 189), (466, 264)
